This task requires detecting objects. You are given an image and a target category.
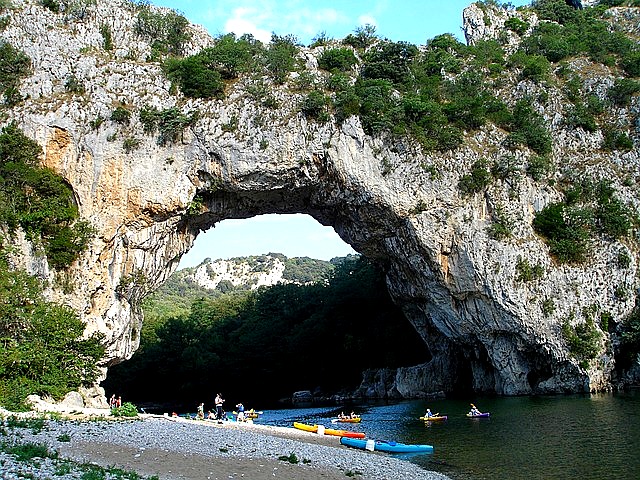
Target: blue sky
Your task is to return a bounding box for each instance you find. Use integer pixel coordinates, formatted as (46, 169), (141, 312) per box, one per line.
(160, 0), (531, 268)
(150, 0), (530, 46)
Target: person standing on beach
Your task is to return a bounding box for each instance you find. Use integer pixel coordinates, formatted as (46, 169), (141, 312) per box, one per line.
(197, 402), (204, 420)
(215, 393), (225, 420)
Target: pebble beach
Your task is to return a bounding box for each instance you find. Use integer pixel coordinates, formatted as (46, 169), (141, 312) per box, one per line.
(0, 413), (451, 479)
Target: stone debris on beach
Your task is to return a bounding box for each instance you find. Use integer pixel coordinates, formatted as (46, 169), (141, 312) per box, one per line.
(0, 414), (450, 479)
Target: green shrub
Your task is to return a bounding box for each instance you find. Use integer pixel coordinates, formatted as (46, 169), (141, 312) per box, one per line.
(541, 298), (556, 317)
(135, 5), (190, 57)
(601, 128), (633, 151)
(318, 47), (358, 73)
(65, 75), (85, 94)
(354, 78), (400, 135)
(607, 78), (640, 106)
(138, 107), (199, 145)
(515, 256), (544, 282)
(562, 317), (602, 369)
(470, 39), (505, 71)
(533, 179), (633, 263)
(333, 87), (360, 124)
(122, 136), (140, 153)
(342, 24), (377, 50)
(0, 257), (105, 410)
(620, 50), (640, 77)
(533, 202), (590, 263)
(458, 160), (492, 195)
(362, 40), (419, 85)
(0, 41), (31, 101)
(504, 16), (529, 35)
(201, 33), (263, 79)
(526, 155), (552, 181)
(40, 0), (60, 13)
(100, 24), (113, 51)
(508, 100), (553, 155)
(0, 123), (94, 270)
(521, 22), (573, 63)
(110, 106), (131, 124)
(300, 90), (328, 121)
(163, 54), (225, 99)
(265, 33), (299, 84)
(565, 103), (597, 132)
(488, 206), (513, 240)
(111, 401), (138, 417)
(6, 442), (54, 461)
(508, 51), (551, 82)
(309, 31), (331, 48)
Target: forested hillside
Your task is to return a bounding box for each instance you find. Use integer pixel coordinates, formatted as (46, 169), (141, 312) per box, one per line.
(104, 255), (430, 408)
(142, 253), (338, 322)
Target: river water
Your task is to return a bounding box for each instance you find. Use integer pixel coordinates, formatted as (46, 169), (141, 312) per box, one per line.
(251, 390), (640, 480)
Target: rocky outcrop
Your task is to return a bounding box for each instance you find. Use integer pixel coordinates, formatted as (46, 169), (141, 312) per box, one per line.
(2, 0), (639, 402)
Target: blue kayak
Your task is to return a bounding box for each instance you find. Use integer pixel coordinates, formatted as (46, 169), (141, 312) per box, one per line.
(340, 436), (433, 453)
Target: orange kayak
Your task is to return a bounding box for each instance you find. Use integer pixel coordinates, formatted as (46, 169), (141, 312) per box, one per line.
(293, 422), (365, 439)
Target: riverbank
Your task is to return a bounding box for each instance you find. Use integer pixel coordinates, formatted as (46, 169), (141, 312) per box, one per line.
(0, 411), (449, 479)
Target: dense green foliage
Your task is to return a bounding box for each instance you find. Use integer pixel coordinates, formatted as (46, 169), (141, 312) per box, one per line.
(528, 0), (640, 75)
(0, 124), (94, 269)
(135, 3), (190, 57)
(142, 255), (335, 325)
(149, 0), (640, 160)
(458, 159), (492, 195)
(111, 401), (138, 417)
(105, 256), (429, 406)
(0, 243), (105, 411)
(318, 48), (358, 73)
(533, 179), (634, 263)
(139, 106), (199, 145)
(562, 315), (603, 369)
(0, 41), (31, 104)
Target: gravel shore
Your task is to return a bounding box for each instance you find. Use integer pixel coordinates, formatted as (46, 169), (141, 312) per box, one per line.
(1, 413), (451, 479)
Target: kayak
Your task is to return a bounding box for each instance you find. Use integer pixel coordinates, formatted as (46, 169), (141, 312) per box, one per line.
(340, 436), (434, 454)
(333, 417), (362, 423)
(466, 412), (490, 418)
(293, 422), (366, 439)
(419, 415), (448, 421)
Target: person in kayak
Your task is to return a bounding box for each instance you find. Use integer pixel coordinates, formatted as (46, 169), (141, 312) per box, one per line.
(424, 408), (434, 418)
(469, 404), (481, 416)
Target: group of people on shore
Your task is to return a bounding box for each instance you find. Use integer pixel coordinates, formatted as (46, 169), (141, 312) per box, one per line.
(194, 394), (257, 423)
(108, 394), (122, 409)
(196, 393), (227, 421)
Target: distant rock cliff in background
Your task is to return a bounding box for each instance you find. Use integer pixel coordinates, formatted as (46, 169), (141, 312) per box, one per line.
(2, 0), (640, 405)
(179, 254), (335, 292)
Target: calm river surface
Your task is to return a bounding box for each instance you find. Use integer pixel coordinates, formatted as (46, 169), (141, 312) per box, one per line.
(254, 390), (639, 480)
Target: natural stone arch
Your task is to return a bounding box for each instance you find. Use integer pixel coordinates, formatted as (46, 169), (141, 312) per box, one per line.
(5, 0), (638, 407)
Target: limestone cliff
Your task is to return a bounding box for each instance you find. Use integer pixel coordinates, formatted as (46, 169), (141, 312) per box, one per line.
(2, 0), (639, 404)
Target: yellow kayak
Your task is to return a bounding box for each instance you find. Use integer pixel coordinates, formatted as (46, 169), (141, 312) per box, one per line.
(293, 422), (366, 438)
(333, 417), (361, 423)
(419, 415), (448, 421)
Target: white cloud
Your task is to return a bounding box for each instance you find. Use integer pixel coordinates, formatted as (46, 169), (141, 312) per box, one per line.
(224, 7), (272, 42)
(357, 14), (377, 29)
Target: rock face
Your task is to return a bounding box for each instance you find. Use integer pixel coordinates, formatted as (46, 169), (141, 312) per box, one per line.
(179, 254), (333, 291)
(2, 0), (639, 400)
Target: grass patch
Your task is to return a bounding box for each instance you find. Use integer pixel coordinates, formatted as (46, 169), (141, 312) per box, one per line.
(278, 452), (299, 464)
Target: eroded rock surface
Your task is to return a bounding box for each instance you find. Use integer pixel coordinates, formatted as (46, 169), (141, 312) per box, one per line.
(2, 0), (639, 401)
